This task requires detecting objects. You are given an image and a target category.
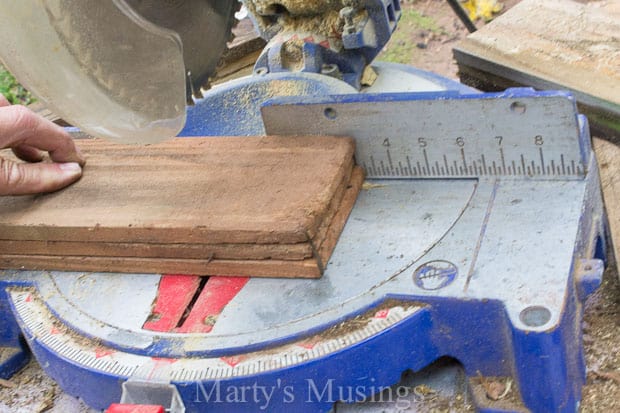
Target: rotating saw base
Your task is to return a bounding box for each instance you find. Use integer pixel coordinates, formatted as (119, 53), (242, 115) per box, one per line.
(0, 65), (608, 413)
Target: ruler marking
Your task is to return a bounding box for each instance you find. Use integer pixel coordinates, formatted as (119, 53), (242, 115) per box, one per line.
(500, 147), (507, 174)
(417, 161), (423, 176)
(386, 149), (394, 174)
(398, 162), (404, 176)
(413, 165), (418, 176)
(460, 148), (467, 173)
(481, 154), (487, 176)
(571, 160), (576, 175)
(443, 155), (449, 176)
(492, 161), (497, 175)
(561, 154), (566, 174)
(435, 160), (441, 176)
(510, 160), (516, 175)
(539, 147), (546, 175)
(406, 156), (413, 175)
(370, 156), (377, 176)
(423, 149), (431, 176)
(551, 159), (556, 175)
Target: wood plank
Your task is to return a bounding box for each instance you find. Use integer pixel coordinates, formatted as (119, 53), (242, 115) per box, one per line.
(0, 254), (323, 278)
(0, 167), (363, 278)
(0, 240), (312, 261)
(0, 137), (363, 278)
(316, 167), (364, 270)
(0, 136), (354, 244)
(453, 0), (620, 137)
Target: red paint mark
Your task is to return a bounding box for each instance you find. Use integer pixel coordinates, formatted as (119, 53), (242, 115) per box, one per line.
(106, 403), (165, 413)
(146, 358), (178, 380)
(143, 274), (201, 332)
(303, 36), (315, 43)
(319, 40), (330, 49)
(297, 337), (321, 349)
(220, 355), (245, 367)
(95, 348), (114, 359)
(150, 357), (177, 364)
(374, 309), (390, 319)
(50, 326), (60, 335)
(24, 294), (32, 302)
(176, 277), (249, 333)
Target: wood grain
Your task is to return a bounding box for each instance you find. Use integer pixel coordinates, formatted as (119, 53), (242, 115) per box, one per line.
(0, 136), (362, 278)
(454, 0), (619, 136)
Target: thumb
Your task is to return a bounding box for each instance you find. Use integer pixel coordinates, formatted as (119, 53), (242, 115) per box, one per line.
(0, 94), (10, 107)
(0, 159), (82, 195)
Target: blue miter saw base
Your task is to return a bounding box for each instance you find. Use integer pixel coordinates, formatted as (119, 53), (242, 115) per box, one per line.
(0, 60), (608, 413)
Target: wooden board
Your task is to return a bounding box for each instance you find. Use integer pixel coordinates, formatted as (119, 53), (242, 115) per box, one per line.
(593, 138), (620, 273)
(453, 0), (620, 137)
(0, 136), (363, 278)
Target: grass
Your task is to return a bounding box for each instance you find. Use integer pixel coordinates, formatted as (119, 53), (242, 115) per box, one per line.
(377, 8), (445, 64)
(0, 64), (35, 105)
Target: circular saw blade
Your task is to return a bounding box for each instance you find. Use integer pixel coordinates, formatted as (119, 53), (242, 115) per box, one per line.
(0, 0), (188, 144)
(124, 0), (240, 102)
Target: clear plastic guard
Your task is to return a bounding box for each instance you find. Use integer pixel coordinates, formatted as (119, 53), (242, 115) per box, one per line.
(0, 0), (187, 144)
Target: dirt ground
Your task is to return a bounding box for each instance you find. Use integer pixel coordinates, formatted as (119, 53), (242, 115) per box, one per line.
(1, 1), (618, 412)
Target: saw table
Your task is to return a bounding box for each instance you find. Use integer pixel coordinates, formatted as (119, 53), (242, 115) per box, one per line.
(0, 1), (608, 412)
(0, 81), (607, 412)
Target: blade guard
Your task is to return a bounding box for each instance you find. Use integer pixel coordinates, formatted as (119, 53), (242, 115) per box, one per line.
(0, 0), (187, 143)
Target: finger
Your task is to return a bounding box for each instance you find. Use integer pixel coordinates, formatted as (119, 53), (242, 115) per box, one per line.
(0, 105), (86, 166)
(0, 158), (82, 195)
(12, 144), (44, 163)
(0, 94), (9, 107)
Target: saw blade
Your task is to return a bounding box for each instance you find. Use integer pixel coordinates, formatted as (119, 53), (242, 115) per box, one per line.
(124, 0), (240, 102)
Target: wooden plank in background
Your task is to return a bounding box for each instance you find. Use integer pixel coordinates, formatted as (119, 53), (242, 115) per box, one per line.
(454, 0), (620, 137)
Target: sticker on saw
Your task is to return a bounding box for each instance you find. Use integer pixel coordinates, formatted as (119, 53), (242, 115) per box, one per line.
(413, 260), (458, 290)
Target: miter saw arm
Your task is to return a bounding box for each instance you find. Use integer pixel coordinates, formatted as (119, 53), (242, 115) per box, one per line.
(247, 0), (401, 89)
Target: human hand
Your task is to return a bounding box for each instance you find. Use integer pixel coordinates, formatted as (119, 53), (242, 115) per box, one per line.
(0, 94), (85, 195)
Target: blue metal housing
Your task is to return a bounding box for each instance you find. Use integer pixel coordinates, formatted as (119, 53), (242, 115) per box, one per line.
(0, 66), (607, 413)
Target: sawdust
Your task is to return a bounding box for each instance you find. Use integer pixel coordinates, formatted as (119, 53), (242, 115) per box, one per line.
(319, 299), (421, 340)
(246, 0), (345, 44)
(281, 38), (305, 71)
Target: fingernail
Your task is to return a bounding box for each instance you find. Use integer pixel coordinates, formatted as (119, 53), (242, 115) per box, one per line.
(59, 162), (82, 174)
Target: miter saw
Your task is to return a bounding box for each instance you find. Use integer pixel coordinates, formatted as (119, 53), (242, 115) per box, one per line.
(0, 1), (609, 412)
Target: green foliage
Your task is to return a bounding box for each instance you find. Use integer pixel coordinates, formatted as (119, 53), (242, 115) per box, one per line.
(0, 65), (36, 105)
(378, 9), (445, 64)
